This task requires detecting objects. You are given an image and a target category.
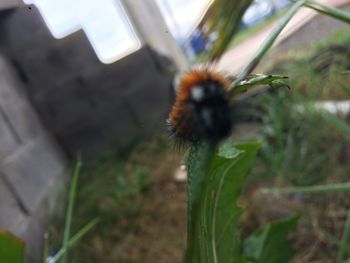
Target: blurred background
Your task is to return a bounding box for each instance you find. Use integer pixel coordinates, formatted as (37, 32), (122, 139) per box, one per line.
(0, 0), (350, 262)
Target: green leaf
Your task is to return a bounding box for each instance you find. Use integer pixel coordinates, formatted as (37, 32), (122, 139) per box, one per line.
(186, 140), (260, 263)
(201, 0), (253, 61)
(62, 154), (82, 263)
(244, 215), (300, 263)
(231, 74), (289, 96)
(0, 232), (25, 263)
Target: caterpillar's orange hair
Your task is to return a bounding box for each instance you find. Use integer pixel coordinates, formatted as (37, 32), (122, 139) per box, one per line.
(168, 69), (231, 142)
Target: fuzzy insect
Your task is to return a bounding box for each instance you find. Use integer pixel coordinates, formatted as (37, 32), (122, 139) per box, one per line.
(167, 69), (232, 143)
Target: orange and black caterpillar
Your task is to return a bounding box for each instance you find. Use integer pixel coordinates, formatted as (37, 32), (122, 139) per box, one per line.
(167, 69), (232, 143)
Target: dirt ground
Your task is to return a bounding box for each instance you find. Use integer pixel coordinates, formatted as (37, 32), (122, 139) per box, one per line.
(69, 132), (350, 263)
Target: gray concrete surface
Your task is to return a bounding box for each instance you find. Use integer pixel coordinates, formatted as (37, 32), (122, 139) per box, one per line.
(0, 53), (68, 261)
(0, 0), (22, 10)
(0, 5), (175, 157)
(0, 3), (178, 261)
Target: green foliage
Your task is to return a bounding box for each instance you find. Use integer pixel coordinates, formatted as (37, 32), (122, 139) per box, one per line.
(187, 139), (279, 262)
(185, 2), (350, 261)
(0, 232), (25, 263)
(243, 215), (299, 263)
(254, 92), (335, 184)
(337, 209), (350, 262)
(115, 165), (149, 200)
(48, 158), (99, 263)
(75, 159), (150, 225)
(245, 30), (350, 186)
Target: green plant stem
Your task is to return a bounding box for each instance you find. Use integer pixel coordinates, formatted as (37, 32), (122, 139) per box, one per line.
(262, 182), (350, 194)
(231, 0), (304, 91)
(61, 154), (82, 263)
(304, 0), (350, 24)
(337, 209), (350, 262)
(50, 218), (99, 263)
(186, 141), (216, 245)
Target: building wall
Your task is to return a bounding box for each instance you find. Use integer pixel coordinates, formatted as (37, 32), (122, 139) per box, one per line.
(0, 6), (175, 157)
(0, 3), (177, 261)
(0, 52), (68, 261)
(0, 0), (21, 10)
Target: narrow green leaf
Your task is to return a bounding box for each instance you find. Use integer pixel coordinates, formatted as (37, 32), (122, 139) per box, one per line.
(337, 209), (350, 262)
(263, 182), (350, 194)
(50, 218), (99, 263)
(186, 140), (260, 262)
(304, 0), (350, 24)
(244, 215), (300, 263)
(62, 154), (82, 263)
(232, 74), (289, 96)
(0, 231), (25, 263)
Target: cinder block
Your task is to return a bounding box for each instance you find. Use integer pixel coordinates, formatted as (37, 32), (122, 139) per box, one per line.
(0, 55), (27, 103)
(0, 177), (28, 235)
(0, 7), (54, 55)
(0, 0), (21, 10)
(0, 106), (21, 161)
(0, 55), (46, 142)
(2, 135), (67, 212)
(32, 78), (97, 133)
(125, 74), (172, 132)
(58, 98), (140, 155)
(0, 99), (45, 142)
(96, 100), (141, 148)
(21, 215), (44, 263)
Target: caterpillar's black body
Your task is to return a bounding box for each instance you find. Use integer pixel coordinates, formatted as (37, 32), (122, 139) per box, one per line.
(167, 70), (232, 143)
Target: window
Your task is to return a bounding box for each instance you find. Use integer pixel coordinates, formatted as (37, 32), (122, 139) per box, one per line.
(23, 0), (141, 63)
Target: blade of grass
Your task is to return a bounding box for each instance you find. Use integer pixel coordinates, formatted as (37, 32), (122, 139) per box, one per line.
(338, 81), (350, 97)
(43, 232), (49, 263)
(262, 182), (350, 194)
(231, 0), (305, 91)
(50, 218), (100, 263)
(61, 154), (82, 263)
(304, 0), (350, 24)
(337, 209), (350, 262)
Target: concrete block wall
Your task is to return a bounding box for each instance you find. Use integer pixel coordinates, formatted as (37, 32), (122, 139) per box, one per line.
(0, 4), (175, 260)
(0, 6), (175, 157)
(0, 0), (21, 10)
(0, 53), (68, 261)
